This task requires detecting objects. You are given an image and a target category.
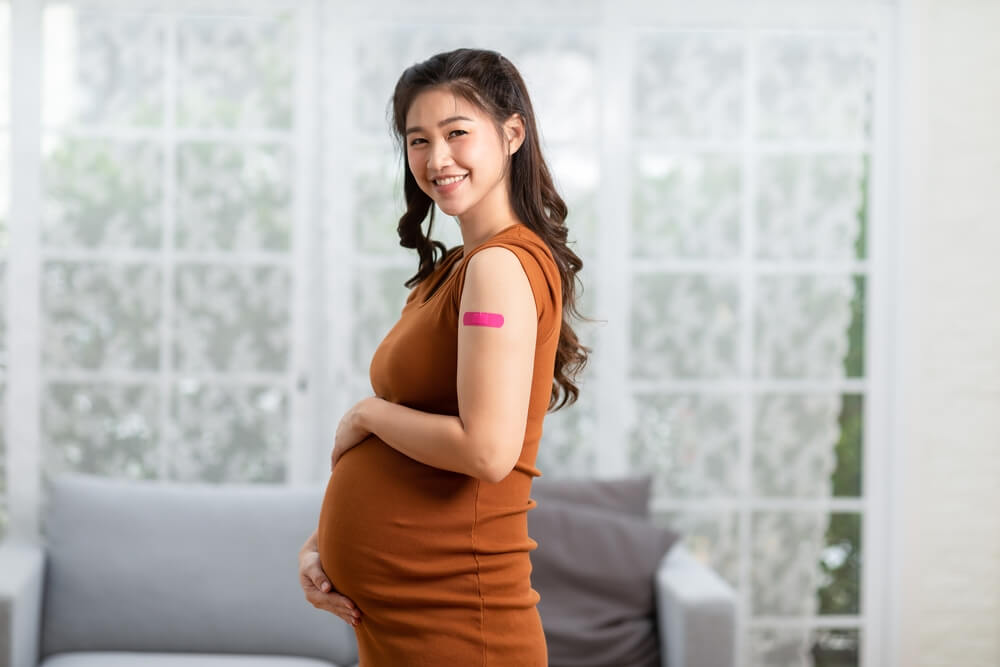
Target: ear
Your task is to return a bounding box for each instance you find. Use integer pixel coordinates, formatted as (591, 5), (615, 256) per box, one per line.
(504, 113), (526, 156)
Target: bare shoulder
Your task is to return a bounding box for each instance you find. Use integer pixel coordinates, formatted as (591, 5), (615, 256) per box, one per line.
(462, 246), (536, 316)
(465, 247), (531, 291)
(467, 245), (523, 271)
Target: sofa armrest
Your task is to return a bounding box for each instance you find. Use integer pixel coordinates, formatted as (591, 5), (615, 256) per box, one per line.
(654, 541), (737, 667)
(0, 539), (46, 667)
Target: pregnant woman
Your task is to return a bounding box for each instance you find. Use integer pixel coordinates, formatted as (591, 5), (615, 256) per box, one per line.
(298, 47), (590, 665)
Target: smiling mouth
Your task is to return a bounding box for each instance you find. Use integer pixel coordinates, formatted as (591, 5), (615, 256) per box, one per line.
(434, 174), (468, 187)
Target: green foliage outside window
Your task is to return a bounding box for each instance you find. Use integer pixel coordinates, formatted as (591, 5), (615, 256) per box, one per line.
(814, 153), (869, 665)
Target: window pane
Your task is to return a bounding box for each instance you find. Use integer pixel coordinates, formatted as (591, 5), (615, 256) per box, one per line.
(754, 274), (865, 379)
(170, 382), (288, 483)
(633, 152), (742, 260)
(629, 392), (741, 499)
(751, 511), (861, 616)
(753, 393), (863, 499)
(176, 13), (295, 130)
(654, 510), (740, 590)
(631, 273), (740, 379)
(42, 8), (165, 128)
(750, 627), (861, 667)
(42, 382), (160, 479)
(41, 135), (164, 249)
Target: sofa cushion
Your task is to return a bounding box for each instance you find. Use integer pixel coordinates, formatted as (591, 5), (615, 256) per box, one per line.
(40, 474), (355, 665)
(527, 498), (680, 667)
(532, 475), (652, 517)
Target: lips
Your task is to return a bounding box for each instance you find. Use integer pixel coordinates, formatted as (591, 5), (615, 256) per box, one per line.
(433, 173), (467, 194)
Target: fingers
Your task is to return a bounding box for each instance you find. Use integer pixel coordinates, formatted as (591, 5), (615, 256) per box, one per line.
(298, 553), (362, 627)
(305, 585), (363, 627)
(333, 594), (362, 627)
(300, 550), (333, 594)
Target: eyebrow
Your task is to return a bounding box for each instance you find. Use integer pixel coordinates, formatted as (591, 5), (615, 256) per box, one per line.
(405, 115), (474, 136)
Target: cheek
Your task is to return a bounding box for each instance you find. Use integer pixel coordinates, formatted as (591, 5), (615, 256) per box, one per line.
(406, 156), (426, 182)
(456, 143), (492, 177)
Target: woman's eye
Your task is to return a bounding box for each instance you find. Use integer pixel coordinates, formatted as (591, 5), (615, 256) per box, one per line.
(409, 130), (466, 147)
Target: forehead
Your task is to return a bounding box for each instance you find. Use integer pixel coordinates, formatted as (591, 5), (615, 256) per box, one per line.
(405, 88), (482, 124)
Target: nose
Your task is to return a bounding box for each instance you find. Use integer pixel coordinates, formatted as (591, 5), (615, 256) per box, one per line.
(426, 139), (453, 174)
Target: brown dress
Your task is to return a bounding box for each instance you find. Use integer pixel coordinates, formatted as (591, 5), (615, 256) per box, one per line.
(316, 222), (562, 666)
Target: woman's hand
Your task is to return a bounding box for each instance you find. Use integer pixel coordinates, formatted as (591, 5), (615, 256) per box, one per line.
(331, 396), (379, 471)
(298, 529), (361, 627)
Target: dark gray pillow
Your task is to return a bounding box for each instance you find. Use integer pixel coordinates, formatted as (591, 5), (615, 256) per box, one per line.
(527, 497), (680, 667)
(531, 475), (652, 517)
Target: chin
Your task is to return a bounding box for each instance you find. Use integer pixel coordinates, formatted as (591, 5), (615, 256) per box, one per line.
(436, 201), (467, 217)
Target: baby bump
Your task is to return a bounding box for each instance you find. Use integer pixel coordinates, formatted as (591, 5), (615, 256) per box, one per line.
(316, 435), (481, 608)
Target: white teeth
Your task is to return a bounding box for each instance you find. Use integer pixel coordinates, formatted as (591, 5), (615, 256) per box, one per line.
(435, 174), (466, 186)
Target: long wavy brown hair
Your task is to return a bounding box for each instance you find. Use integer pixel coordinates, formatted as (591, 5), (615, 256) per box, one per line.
(388, 47), (594, 412)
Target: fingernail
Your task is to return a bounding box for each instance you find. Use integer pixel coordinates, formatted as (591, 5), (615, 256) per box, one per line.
(320, 582), (330, 592)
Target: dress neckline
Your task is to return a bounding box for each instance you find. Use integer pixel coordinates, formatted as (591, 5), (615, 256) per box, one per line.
(418, 222), (523, 308)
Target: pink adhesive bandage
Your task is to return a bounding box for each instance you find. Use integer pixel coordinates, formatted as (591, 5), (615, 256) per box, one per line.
(463, 311), (504, 328)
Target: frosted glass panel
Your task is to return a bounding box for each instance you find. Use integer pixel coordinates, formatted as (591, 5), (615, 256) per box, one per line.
(176, 13), (295, 129)
(0, 384), (6, 497)
(633, 151), (742, 259)
(628, 392), (741, 499)
(354, 140), (407, 256)
(754, 275), (865, 379)
(757, 33), (875, 142)
(0, 3), (8, 127)
(42, 261), (162, 371)
(753, 393), (863, 499)
(756, 153), (867, 260)
(535, 376), (598, 478)
(42, 9), (166, 127)
(0, 1), (7, 531)
(42, 382), (161, 479)
(630, 273), (741, 380)
(635, 31), (744, 141)
(751, 511), (861, 616)
(36, 5), (304, 485)
(173, 264), (292, 373)
(169, 382), (288, 483)
(0, 132), (7, 250)
(353, 266), (413, 376)
(750, 628), (860, 667)
(175, 142), (294, 252)
(41, 135), (164, 248)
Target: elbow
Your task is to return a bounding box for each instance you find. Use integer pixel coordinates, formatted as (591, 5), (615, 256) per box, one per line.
(480, 462), (513, 484)
(477, 443), (517, 484)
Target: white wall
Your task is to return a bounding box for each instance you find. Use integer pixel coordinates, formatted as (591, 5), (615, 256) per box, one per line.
(894, 0), (1000, 664)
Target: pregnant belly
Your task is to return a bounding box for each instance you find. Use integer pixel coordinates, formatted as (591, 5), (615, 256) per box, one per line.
(316, 435), (482, 609)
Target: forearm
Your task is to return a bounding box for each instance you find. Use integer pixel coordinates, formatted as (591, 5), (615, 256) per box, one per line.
(357, 397), (486, 479)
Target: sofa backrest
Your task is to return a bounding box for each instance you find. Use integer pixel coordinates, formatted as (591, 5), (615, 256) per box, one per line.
(39, 473), (355, 665)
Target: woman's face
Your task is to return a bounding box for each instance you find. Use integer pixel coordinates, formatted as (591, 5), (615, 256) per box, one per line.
(404, 88), (514, 220)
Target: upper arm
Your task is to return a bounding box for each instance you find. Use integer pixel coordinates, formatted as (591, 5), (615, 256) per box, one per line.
(456, 246), (537, 483)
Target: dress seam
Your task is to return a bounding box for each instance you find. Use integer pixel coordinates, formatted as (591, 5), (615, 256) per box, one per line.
(472, 479), (487, 666)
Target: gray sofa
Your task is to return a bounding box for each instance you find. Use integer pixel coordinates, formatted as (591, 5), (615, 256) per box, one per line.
(0, 473), (736, 667)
